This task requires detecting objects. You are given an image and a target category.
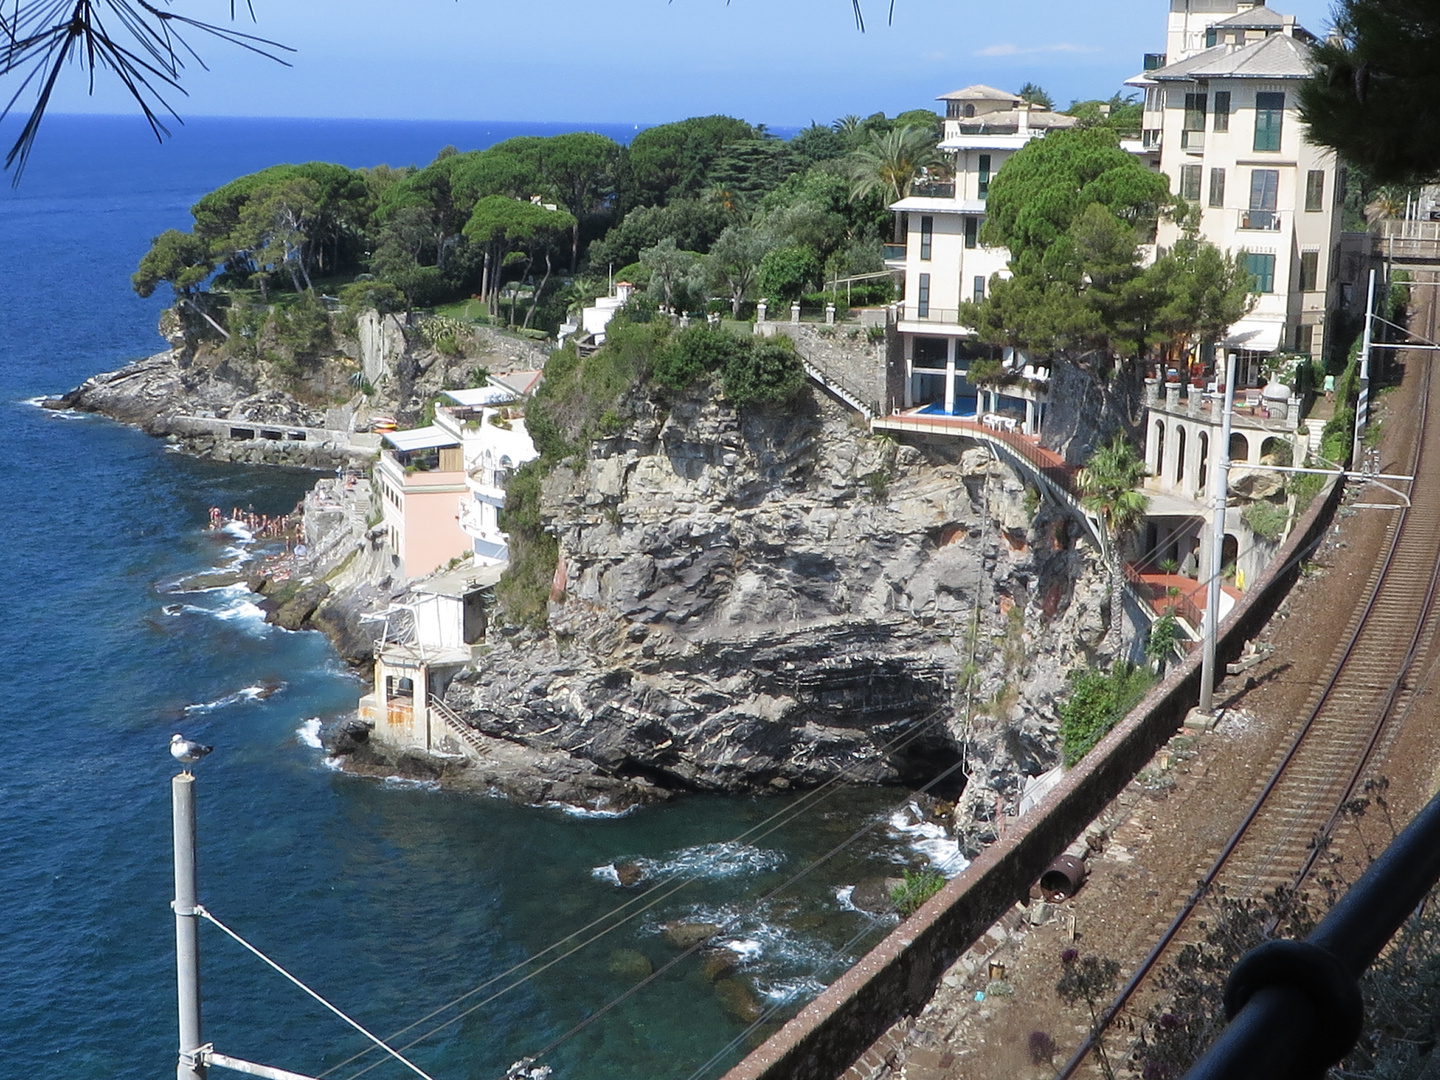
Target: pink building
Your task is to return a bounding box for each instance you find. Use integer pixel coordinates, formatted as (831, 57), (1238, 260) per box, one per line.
(375, 428), (471, 579)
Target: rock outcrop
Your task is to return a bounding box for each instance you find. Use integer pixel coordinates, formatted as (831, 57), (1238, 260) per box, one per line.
(446, 384), (1112, 831)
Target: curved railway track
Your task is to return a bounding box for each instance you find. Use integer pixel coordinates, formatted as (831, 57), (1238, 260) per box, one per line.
(1057, 279), (1440, 1079)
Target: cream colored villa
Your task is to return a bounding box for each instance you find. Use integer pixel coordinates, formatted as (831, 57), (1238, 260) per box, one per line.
(1127, 0), (1344, 384)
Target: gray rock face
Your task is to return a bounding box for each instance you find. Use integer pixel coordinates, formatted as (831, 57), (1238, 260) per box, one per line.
(448, 385), (1112, 822)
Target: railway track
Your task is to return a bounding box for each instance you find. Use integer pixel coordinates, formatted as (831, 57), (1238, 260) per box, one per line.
(1057, 279), (1440, 1079)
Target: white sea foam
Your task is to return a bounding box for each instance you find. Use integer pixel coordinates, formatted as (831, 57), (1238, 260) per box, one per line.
(591, 863), (622, 885)
(184, 684), (278, 713)
(544, 801), (638, 819)
(890, 803), (969, 877)
(834, 885), (859, 913)
(221, 521), (254, 542)
(759, 976), (826, 1005)
(609, 841), (785, 886)
(721, 938), (765, 962)
(211, 596), (269, 631)
(323, 755), (346, 772)
(382, 776), (440, 791)
(296, 718), (323, 749)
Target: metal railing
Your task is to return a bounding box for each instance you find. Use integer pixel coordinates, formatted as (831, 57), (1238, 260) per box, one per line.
(895, 303), (965, 325)
(1239, 209), (1282, 231)
(910, 181), (956, 198)
(1123, 564), (1208, 630)
(1185, 785), (1440, 1079)
(882, 244), (907, 262)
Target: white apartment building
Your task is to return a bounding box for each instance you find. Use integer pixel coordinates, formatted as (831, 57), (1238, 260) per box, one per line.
(1128, 1), (1344, 382)
(887, 85), (1077, 428)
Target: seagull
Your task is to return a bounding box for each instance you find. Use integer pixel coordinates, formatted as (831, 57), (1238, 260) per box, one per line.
(171, 734), (213, 772)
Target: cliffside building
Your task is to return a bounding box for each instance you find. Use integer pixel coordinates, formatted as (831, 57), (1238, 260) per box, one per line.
(1127, 0), (1344, 382)
(886, 85), (1077, 433)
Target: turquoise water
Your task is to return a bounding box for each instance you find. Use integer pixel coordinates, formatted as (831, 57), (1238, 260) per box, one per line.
(0, 117), (931, 1080)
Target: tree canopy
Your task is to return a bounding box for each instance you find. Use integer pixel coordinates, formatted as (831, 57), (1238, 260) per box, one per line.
(1300, 0), (1440, 184)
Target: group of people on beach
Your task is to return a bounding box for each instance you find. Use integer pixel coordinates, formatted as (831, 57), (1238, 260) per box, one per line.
(208, 505), (298, 540)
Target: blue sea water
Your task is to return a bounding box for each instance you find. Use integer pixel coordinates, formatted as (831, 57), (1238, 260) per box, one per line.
(0, 116), (927, 1080)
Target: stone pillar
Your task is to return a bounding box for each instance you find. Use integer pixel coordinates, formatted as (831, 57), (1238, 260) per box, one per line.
(1287, 392), (1301, 426)
(825, 302), (836, 325)
(679, 314), (690, 329)
(790, 301), (801, 325)
(1025, 398), (1036, 435)
(944, 337), (957, 415)
(757, 299), (768, 323)
(1165, 382), (1182, 412)
(1145, 377), (1162, 404)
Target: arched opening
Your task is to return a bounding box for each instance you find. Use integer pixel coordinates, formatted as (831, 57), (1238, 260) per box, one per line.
(964, 103), (976, 118)
(1229, 431), (1249, 464)
(1197, 431), (1210, 493)
(1260, 436), (1291, 465)
(1221, 534), (1239, 576)
(1154, 419), (1166, 476)
(1176, 426), (1188, 484)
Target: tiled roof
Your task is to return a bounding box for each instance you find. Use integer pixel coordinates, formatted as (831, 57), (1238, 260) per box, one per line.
(952, 108), (1080, 132)
(937, 84), (1021, 102)
(1150, 32), (1314, 80)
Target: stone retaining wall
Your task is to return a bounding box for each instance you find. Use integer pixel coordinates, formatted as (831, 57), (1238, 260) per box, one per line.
(721, 475), (1346, 1080)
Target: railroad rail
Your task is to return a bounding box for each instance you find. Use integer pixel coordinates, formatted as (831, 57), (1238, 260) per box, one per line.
(1057, 280), (1440, 1079)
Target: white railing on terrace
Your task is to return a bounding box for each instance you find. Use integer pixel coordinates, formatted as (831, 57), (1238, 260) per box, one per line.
(895, 304), (966, 325)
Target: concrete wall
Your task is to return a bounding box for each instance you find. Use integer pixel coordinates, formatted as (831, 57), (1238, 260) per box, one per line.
(722, 472), (1345, 1080)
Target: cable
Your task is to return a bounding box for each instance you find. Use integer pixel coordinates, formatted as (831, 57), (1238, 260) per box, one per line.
(321, 706), (955, 1078)
(504, 752), (975, 1078)
(195, 905), (438, 1080)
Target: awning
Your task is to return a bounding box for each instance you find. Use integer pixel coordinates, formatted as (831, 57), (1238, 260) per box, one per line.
(383, 425), (460, 452)
(1223, 318), (1284, 353)
(444, 386), (515, 407)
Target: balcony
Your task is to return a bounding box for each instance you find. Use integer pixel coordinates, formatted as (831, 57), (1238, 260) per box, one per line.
(1239, 209), (1282, 231)
(910, 181), (955, 199)
(896, 303), (965, 325)
(1180, 129), (1204, 153)
(882, 243), (907, 263)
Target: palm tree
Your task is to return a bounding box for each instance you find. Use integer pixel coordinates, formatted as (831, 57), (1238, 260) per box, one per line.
(1076, 435), (1150, 653)
(847, 124), (941, 206)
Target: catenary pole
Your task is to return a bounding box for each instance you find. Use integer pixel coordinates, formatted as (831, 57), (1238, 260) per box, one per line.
(1199, 351), (1238, 715)
(174, 773), (205, 1080)
(1353, 269), (1376, 466)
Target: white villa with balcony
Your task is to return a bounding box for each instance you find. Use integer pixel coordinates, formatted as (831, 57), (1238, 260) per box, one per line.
(887, 85), (1078, 432)
(373, 381), (539, 580)
(1127, 0), (1343, 383)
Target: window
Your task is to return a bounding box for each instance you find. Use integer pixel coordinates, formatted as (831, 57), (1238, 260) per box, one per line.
(1183, 92), (1206, 148)
(1205, 26), (1217, 47)
(1336, 167), (1347, 208)
(1249, 168), (1279, 210)
(1295, 325), (1315, 354)
(912, 336), (948, 367)
(973, 275), (986, 303)
(1244, 252), (1276, 293)
(978, 154), (991, 197)
(1213, 91), (1230, 131)
(1305, 170), (1325, 212)
(1209, 167), (1226, 207)
(964, 103), (976, 118)
(964, 216), (978, 249)
(917, 273), (931, 318)
(1299, 250), (1319, 292)
(919, 215), (933, 261)
(1254, 91), (1284, 151)
(1179, 164), (1202, 201)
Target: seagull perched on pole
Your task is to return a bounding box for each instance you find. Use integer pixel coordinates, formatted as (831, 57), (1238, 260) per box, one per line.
(170, 734), (213, 773)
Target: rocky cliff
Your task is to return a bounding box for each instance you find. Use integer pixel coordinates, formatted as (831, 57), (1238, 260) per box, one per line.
(446, 384), (1112, 836)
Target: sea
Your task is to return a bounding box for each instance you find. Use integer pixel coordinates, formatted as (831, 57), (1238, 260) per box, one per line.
(0, 115), (952, 1080)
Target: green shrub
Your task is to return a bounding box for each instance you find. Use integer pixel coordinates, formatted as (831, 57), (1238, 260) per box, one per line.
(652, 324), (749, 391)
(756, 244), (822, 302)
(1242, 500), (1289, 541)
(722, 337), (806, 406)
(495, 461), (558, 629)
(1059, 662), (1155, 766)
(890, 868), (946, 917)
(338, 280), (405, 328)
(1146, 613), (1179, 673)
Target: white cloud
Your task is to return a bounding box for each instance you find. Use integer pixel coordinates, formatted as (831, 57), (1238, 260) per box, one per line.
(975, 42), (1102, 57)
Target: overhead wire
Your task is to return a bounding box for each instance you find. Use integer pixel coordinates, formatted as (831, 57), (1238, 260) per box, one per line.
(321, 704), (957, 1078)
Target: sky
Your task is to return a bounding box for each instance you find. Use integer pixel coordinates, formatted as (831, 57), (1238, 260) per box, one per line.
(31, 0), (1340, 129)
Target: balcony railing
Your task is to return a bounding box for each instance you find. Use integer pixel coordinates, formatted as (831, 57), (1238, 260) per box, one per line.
(1181, 129), (1204, 152)
(896, 303), (964, 324)
(882, 243), (907, 262)
(910, 181), (955, 199)
(1239, 209), (1282, 231)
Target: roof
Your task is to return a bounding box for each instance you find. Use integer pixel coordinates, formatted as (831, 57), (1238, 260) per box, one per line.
(888, 196), (989, 214)
(1212, 5), (1287, 29)
(489, 370), (543, 397)
(937, 84), (1021, 103)
(948, 109), (1080, 135)
(414, 561), (505, 598)
(1149, 32), (1314, 80)
(383, 425), (460, 452)
(444, 386), (516, 407)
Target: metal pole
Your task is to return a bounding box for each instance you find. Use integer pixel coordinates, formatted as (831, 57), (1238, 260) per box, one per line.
(1199, 352), (1238, 714)
(1353, 269), (1376, 466)
(174, 773), (205, 1080)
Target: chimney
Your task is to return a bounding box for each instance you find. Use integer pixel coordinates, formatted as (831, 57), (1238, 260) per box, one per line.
(1017, 100), (1031, 134)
